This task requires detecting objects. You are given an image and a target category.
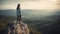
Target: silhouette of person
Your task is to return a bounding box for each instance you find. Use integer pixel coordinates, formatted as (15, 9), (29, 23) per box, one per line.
(16, 4), (21, 22)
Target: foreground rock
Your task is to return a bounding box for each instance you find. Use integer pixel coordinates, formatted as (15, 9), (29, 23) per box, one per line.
(4, 21), (29, 34)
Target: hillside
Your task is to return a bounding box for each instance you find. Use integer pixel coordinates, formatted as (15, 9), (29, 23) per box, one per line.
(0, 9), (60, 34)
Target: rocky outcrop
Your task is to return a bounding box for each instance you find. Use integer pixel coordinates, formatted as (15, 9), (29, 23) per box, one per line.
(4, 21), (29, 34)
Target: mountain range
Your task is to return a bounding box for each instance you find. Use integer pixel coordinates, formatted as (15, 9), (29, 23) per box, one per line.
(0, 9), (60, 34)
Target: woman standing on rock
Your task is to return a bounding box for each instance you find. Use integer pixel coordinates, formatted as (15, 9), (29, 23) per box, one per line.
(16, 4), (21, 23)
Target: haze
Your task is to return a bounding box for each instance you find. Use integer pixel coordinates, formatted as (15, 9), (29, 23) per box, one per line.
(0, 0), (60, 10)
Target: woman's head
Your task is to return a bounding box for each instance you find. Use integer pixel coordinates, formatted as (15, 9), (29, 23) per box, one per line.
(17, 4), (20, 9)
(18, 4), (20, 7)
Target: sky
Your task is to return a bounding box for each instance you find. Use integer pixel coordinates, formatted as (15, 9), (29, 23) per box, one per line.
(0, 0), (60, 10)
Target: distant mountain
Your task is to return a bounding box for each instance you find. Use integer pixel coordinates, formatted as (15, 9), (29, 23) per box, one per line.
(21, 9), (60, 34)
(0, 9), (59, 20)
(0, 9), (60, 34)
(0, 10), (16, 17)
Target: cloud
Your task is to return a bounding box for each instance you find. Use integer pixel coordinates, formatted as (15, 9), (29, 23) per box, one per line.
(0, 0), (59, 10)
(20, 0), (41, 1)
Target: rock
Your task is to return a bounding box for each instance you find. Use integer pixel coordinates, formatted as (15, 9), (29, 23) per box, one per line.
(4, 20), (29, 34)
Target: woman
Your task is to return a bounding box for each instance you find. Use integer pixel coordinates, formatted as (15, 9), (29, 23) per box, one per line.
(16, 4), (21, 22)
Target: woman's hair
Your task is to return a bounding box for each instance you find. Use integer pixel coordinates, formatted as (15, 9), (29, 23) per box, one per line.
(17, 4), (20, 9)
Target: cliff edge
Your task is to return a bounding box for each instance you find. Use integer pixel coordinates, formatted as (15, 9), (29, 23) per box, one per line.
(3, 20), (29, 34)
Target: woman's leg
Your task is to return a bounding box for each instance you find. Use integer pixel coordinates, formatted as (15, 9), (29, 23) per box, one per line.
(19, 15), (21, 21)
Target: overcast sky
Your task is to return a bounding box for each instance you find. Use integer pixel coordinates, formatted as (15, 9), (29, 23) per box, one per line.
(0, 0), (60, 10)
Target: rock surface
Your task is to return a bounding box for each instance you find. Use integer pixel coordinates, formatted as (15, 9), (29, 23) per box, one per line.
(4, 21), (29, 34)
